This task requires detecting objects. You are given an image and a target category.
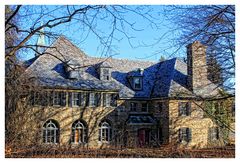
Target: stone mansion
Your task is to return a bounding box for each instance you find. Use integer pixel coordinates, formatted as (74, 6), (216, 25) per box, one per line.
(21, 36), (234, 149)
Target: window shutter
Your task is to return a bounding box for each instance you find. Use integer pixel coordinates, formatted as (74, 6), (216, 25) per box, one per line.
(98, 128), (101, 141)
(77, 92), (81, 106)
(208, 128), (212, 142)
(109, 128), (112, 141)
(111, 94), (117, 107)
(49, 91), (53, 106)
(103, 93), (106, 107)
(94, 93), (98, 107)
(56, 128), (60, 143)
(84, 127), (88, 143)
(187, 128), (192, 142)
(97, 93), (101, 106)
(178, 128), (182, 143)
(216, 127), (220, 140)
(178, 103), (182, 116)
(68, 92), (72, 107)
(110, 94), (114, 107)
(85, 93), (89, 106)
(187, 102), (191, 116)
(42, 129), (46, 143)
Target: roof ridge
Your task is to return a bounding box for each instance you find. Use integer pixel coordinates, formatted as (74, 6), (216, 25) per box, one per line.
(87, 55), (156, 63)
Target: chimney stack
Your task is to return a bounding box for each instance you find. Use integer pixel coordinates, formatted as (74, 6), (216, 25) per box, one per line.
(187, 41), (208, 92)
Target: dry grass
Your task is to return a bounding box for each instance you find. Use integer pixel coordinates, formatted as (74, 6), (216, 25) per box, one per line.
(5, 145), (235, 158)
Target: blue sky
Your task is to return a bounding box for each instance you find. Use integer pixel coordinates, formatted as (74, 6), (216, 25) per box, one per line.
(17, 5), (185, 62)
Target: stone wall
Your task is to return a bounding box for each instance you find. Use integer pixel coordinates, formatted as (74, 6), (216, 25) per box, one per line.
(168, 100), (224, 148)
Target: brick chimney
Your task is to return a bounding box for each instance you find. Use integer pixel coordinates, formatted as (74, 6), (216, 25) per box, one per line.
(187, 41), (208, 92)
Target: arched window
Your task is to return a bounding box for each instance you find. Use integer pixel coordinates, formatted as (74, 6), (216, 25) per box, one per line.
(99, 121), (112, 142)
(43, 120), (59, 144)
(71, 120), (87, 144)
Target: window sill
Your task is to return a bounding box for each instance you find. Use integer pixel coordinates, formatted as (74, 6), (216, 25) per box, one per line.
(178, 115), (190, 117)
(71, 142), (87, 145)
(71, 106), (85, 108)
(52, 105), (64, 108)
(98, 141), (111, 144)
(179, 142), (190, 145)
(43, 143), (59, 145)
(87, 105), (98, 108)
(104, 106), (116, 109)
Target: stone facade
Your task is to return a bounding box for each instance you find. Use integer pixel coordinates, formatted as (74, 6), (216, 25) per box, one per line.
(21, 96), (233, 149)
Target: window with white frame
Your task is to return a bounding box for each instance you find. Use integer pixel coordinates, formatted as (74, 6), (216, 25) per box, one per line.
(43, 120), (59, 144)
(99, 121), (112, 142)
(87, 92), (101, 107)
(69, 92), (85, 107)
(53, 91), (61, 106)
(103, 93), (117, 107)
(133, 77), (142, 90)
(88, 93), (95, 107)
(179, 128), (192, 143)
(71, 120), (87, 144)
(178, 102), (191, 116)
(209, 127), (219, 141)
(103, 93), (110, 107)
(53, 91), (66, 106)
(72, 92), (80, 107)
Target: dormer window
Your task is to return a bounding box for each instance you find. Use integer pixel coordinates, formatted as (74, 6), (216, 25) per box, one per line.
(102, 68), (110, 80)
(127, 68), (144, 91)
(97, 61), (112, 81)
(133, 77), (142, 90)
(65, 60), (83, 80)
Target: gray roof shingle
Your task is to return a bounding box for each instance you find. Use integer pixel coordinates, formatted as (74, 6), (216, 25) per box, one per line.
(24, 36), (220, 99)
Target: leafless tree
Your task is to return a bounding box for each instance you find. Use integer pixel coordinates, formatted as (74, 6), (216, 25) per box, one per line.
(5, 5), (161, 156)
(162, 5), (235, 92)
(5, 5), (160, 61)
(5, 5), (235, 158)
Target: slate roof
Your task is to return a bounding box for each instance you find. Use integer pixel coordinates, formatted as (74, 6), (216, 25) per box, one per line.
(24, 36), (220, 99)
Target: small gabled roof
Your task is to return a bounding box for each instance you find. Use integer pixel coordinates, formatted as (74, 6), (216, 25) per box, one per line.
(96, 61), (112, 68)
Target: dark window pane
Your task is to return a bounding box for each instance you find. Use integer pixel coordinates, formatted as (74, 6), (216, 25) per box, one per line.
(141, 103), (148, 112)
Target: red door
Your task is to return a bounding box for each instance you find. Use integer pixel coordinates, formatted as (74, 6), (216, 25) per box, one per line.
(138, 129), (145, 147)
(138, 129), (150, 147)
